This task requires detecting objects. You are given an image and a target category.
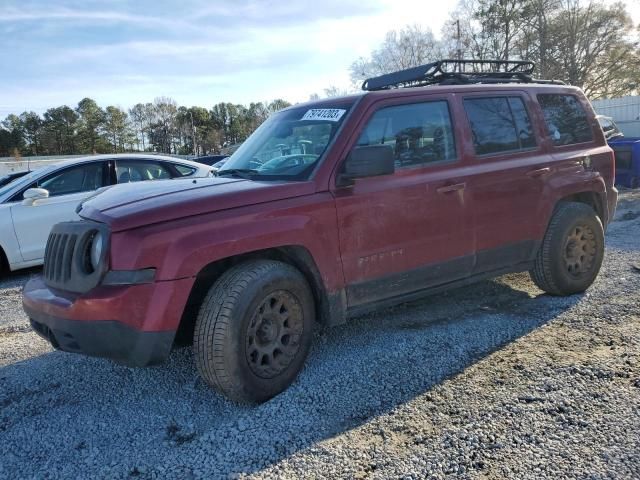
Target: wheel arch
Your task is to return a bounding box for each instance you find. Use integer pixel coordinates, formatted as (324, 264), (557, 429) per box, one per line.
(173, 245), (346, 346)
(556, 191), (607, 225)
(532, 190), (607, 262)
(0, 243), (8, 274)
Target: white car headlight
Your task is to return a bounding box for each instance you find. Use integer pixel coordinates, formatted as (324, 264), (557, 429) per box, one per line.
(90, 231), (104, 270)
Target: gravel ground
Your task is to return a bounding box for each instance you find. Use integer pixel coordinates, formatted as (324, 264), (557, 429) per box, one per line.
(1, 192), (639, 479)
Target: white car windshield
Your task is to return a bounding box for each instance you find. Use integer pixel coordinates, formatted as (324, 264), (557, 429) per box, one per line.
(218, 104), (352, 180)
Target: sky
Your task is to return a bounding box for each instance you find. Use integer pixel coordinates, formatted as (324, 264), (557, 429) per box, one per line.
(1, 0), (639, 117)
(0, 0), (458, 116)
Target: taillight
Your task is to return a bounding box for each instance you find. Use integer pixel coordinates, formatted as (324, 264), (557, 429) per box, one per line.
(610, 149), (615, 180)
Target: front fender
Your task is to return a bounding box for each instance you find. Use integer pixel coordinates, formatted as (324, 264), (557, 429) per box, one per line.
(0, 205), (23, 268)
(108, 193), (344, 293)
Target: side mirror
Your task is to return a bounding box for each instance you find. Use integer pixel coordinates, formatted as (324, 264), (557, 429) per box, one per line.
(339, 145), (395, 186)
(22, 188), (49, 206)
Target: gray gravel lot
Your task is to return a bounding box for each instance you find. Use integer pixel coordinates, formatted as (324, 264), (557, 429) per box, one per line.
(1, 192), (639, 479)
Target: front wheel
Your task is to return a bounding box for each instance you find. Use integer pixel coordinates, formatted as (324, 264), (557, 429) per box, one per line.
(0, 248), (8, 278)
(193, 260), (315, 403)
(530, 202), (605, 296)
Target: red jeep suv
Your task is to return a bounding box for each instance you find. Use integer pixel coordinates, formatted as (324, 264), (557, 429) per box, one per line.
(24, 60), (618, 403)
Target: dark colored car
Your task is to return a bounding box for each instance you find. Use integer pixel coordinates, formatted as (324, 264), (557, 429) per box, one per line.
(24, 60), (618, 403)
(0, 170), (29, 188)
(609, 138), (640, 188)
(195, 154), (229, 166)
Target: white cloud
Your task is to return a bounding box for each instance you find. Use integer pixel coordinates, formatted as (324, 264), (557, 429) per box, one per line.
(0, 6), (184, 29)
(0, 0), (460, 113)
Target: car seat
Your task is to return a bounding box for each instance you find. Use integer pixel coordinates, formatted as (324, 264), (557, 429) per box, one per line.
(118, 171), (131, 183)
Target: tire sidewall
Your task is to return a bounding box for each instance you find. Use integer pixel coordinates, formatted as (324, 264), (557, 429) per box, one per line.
(220, 265), (314, 403)
(547, 207), (605, 294)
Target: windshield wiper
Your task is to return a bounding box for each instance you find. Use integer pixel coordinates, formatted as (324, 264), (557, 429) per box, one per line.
(216, 168), (260, 179)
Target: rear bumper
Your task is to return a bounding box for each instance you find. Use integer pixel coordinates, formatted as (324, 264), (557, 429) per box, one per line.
(608, 186), (618, 225)
(23, 275), (195, 367)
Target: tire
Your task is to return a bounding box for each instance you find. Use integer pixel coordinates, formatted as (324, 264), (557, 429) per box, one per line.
(193, 260), (315, 403)
(0, 247), (8, 278)
(530, 202), (605, 296)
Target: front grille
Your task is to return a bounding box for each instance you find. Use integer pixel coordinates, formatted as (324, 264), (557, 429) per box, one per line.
(42, 221), (109, 293)
(43, 232), (78, 283)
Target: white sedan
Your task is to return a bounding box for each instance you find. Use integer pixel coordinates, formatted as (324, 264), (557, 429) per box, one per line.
(0, 154), (213, 275)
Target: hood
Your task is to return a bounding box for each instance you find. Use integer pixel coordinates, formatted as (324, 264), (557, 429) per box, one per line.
(79, 177), (315, 232)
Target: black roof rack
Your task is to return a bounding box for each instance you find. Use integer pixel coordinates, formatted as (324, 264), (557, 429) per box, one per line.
(361, 59), (565, 91)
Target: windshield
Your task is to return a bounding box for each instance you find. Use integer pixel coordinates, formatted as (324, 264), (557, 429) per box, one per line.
(219, 105), (350, 180)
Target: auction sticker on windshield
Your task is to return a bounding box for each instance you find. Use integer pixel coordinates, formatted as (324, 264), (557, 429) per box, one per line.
(301, 109), (346, 122)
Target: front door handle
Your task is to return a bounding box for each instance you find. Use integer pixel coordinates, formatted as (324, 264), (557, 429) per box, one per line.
(436, 182), (466, 194)
(526, 167), (551, 178)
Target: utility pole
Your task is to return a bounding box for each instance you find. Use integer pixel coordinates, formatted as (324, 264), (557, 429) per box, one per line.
(190, 110), (196, 156)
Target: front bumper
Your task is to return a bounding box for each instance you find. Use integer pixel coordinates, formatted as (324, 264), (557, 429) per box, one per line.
(23, 275), (195, 367)
(28, 314), (174, 367)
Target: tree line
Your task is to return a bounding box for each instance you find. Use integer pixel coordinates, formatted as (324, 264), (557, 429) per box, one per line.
(0, 97), (291, 158)
(351, 0), (640, 99)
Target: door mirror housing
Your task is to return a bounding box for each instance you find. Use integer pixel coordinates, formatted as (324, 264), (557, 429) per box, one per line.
(22, 188), (50, 206)
(339, 145), (395, 186)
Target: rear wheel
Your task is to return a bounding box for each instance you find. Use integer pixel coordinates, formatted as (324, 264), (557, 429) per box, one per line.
(193, 260), (315, 403)
(530, 202), (604, 296)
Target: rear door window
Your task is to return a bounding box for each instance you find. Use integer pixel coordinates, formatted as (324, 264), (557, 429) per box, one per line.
(463, 96), (536, 156)
(115, 160), (172, 183)
(356, 100), (457, 169)
(537, 94), (593, 145)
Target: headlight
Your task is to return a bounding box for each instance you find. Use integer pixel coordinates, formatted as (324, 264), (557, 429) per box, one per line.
(90, 231), (104, 270)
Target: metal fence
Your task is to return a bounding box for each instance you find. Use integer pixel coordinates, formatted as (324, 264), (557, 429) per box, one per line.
(0, 158), (69, 175)
(0, 153), (193, 176)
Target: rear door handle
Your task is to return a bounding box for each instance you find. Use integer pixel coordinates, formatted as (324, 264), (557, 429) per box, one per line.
(436, 182), (466, 194)
(526, 167), (551, 178)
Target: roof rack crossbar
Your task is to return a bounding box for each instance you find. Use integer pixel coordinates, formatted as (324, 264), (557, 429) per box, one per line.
(361, 59), (564, 91)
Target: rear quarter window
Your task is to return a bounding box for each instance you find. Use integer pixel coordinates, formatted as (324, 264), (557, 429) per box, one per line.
(537, 94), (593, 146)
(174, 164), (198, 177)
